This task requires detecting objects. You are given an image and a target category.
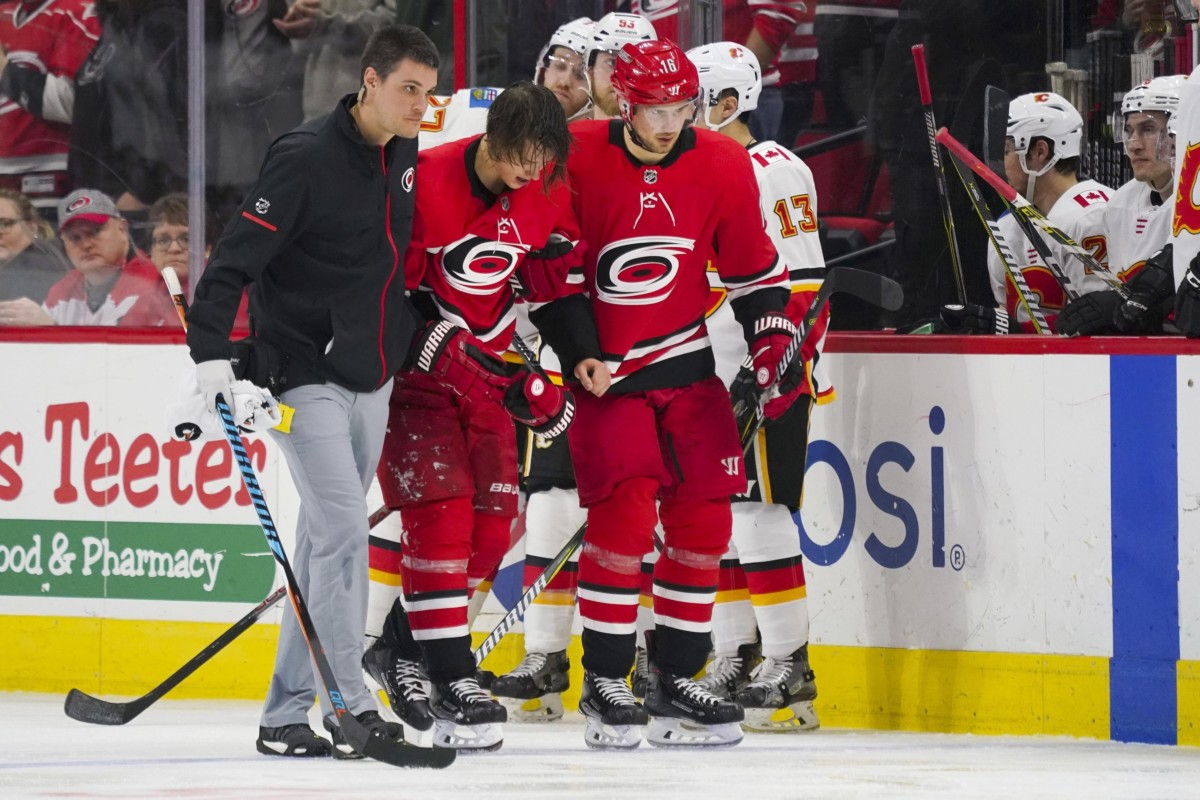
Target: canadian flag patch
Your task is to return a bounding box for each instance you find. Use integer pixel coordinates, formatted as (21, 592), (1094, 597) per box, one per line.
(1074, 189), (1109, 207)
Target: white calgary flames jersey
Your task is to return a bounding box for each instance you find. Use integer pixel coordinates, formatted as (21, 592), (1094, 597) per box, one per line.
(708, 140), (831, 402)
(1104, 178), (1172, 283)
(987, 179), (1112, 323)
(418, 87), (497, 150)
(1172, 63), (1200, 287)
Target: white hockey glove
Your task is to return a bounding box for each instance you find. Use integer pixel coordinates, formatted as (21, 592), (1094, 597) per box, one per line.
(196, 359), (236, 411)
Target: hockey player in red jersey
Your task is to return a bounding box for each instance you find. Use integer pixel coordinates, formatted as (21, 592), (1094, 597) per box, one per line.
(534, 39), (796, 750)
(364, 82), (607, 752)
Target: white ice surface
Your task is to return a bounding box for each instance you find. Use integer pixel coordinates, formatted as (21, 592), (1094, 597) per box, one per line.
(2, 694), (1199, 800)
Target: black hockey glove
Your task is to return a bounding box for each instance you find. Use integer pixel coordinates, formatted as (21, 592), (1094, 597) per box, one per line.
(509, 234), (586, 301)
(1114, 245), (1174, 333)
(1056, 290), (1123, 336)
(1175, 250), (1200, 337)
(939, 303), (1011, 334)
(729, 364), (761, 433)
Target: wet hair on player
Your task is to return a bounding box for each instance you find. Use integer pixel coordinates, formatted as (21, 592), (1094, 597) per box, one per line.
(486, 81), (572, 187)
(361, 23), (440, 83)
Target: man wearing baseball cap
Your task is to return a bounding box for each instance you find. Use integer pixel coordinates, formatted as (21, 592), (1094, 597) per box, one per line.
(0, 188), (175, 327)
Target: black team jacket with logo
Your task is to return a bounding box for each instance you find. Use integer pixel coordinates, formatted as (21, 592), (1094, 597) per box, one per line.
(188, 94), (422, 393)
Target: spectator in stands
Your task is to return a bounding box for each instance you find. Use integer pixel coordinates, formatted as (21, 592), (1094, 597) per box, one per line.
(0, 188), (69, 304)
(0, 1), (101, 212)
(206, 0), (304, 226)
(146, 192), (248, 332)
(0, 188), (175, 327)
(68, 0), (188, 214)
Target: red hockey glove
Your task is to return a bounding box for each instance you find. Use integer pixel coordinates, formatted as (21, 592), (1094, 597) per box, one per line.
(503, 372), (575, 439)
(509, 235), (586, 301)
(411, 321), (509, 404)
(750, 312), (805, 421)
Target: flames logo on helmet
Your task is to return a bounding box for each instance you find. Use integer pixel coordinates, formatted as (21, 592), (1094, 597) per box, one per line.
(594, 236), (694, 305)
(439, 234), (528, 296)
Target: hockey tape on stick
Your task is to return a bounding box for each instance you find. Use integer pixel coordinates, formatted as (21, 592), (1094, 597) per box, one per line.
(216, 395), (454, 769)
(912, 44), (968, 304)
(64, 503), (396, 726)
(944, 151), (1051, 333)
(736, 267), (902, 452)
(934, 128), (1129, 300)
(473, 520), (587, 665)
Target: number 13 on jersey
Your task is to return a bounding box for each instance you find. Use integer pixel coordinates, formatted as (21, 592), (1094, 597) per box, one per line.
(773, 194), (817, 239)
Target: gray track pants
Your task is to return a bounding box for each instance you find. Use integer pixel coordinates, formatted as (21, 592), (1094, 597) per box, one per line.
(260, 380), (391, 727)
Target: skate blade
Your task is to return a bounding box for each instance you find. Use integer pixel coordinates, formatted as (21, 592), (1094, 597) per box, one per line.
(582, 718), (643, 750)
(743, 701), (820, 732)
(432, 720), (504, 752)
(646, 718), (744, 748)
(499, 694), (564, 723)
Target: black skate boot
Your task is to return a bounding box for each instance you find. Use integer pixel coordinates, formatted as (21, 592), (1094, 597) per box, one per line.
(734, 644), (819, 732)
(644, 667), (745, 748)
(491, 650), (570, 722)
(322, 710), (403, 760)
(255, 722), (333, 757)
(578, 669), (648, 750)
(630, 646), (650, 700)
(362, 637), (435, 733)
(697, 640), (762, 699)
(429, 675), (507, 752)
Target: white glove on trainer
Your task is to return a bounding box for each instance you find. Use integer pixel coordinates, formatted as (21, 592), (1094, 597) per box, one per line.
(196, 360), (236, 412)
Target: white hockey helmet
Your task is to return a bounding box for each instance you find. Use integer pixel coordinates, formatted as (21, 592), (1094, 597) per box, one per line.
(686, 41), (762, 131)
(535, 16), (594, 78)
(585, 12), (656, 69)
(1006, 91), (1084, 161)
(1121, 74), (1186, 117)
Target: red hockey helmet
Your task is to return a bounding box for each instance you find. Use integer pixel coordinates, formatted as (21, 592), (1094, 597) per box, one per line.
(610, 39), (700, 126)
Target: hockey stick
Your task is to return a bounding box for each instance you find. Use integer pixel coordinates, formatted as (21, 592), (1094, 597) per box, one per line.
(942, 83), (1050, 334)
(157, 268), (453, 768)
(64, 505), (396, 726)
(736, 267), (903, 451)
(934, 128), (1129, 300)
(912, 44), (968, 304)
(64, 586), (288, 725)
(473, 520), (587, 665)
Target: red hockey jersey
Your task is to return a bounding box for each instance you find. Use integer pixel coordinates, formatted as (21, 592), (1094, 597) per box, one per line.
(566, 120), (788, 388)
(43, 256), (177, 327)
(405, 136), (584, 353)
(0, 0), (100, 172)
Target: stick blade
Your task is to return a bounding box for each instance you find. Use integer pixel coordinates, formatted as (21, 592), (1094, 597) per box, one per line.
(984, 85), (1010, 175)
(64, 688), (142, 725)
(341, 715), (458, 768)
(828, 266), (904, 311)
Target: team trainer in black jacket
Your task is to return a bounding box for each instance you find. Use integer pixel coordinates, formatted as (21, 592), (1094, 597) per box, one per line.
(186, 25), (439, 760)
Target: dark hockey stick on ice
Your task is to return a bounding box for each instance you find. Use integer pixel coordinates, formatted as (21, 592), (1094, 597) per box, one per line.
(64, 505), (394, 726)
(736, 267), (903, 452)
(64, 586), (288, 726)
(912, 44), (968, 304)
(934, 128), (1128, 301)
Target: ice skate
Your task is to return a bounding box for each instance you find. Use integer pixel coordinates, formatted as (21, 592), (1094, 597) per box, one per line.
(491, 650), (570, 722)
(697, 640), (762, 699)
(255, 723), (333, 758)
(578, 670), (648, 750)
(430, 676), (507, 752)
(322, 710), (403, 760)
(734, 645), (819, 732)
(630, 646), (650, 699)
(644, 668), (745, 748)
(361, 637), (435, 733)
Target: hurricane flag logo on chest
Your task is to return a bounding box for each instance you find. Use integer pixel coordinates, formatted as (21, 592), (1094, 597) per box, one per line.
(594, 236), (694, 306)
(438, 234), (528, 295)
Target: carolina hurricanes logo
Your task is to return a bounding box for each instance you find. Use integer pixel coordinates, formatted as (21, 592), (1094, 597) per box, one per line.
(1174, 141), (1200, 237)
(226, 0), (262, 16)
(439, 234), (528, 296)
(67, 197), (92, 212)
(595, 236), (694, 306)
(402, 167), (415, 193)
